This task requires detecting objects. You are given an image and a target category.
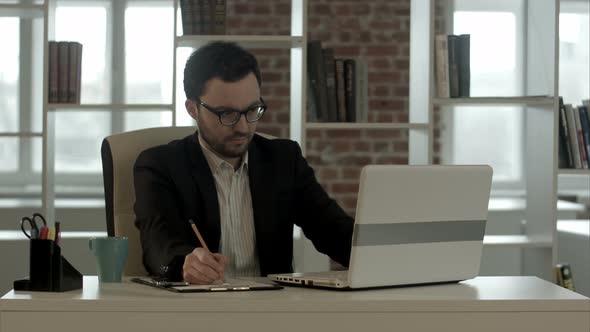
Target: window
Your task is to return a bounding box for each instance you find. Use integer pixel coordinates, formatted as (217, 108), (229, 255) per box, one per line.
(0, 18), (20, 173)
(442, 0), (525, 189)
(1, 1), (176, 193)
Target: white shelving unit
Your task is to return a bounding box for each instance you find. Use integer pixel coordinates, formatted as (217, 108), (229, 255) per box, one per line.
(410, 0), (563, 281)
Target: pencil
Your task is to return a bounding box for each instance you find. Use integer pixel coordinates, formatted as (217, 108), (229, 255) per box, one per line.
(188, 219), (225, 282)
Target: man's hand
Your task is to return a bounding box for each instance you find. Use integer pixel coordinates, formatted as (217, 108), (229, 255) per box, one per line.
(183, 248), (229, 284)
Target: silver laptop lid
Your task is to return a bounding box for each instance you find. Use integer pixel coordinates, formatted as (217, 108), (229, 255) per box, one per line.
(348, 165), (493, 288)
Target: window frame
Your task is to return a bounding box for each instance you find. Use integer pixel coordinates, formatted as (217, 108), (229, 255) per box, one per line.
(440, 0), (527, 193)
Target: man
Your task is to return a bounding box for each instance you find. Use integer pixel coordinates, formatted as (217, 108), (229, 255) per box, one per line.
(134, 41), (353, 284)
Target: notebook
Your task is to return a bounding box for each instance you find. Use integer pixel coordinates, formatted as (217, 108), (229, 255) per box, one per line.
(131, 277), (282, 293)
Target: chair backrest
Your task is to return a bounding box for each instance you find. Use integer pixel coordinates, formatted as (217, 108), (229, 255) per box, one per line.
(101, 126), (196, 276)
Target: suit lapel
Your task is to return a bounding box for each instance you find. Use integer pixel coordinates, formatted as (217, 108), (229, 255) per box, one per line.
(247, 137), (272, 273)
(186, 133), (221, 252)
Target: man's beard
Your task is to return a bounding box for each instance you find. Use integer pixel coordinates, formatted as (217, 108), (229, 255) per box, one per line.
(200, 127), (252, 159)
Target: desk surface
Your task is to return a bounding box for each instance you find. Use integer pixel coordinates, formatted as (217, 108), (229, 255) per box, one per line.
(2, 276), (589, 313)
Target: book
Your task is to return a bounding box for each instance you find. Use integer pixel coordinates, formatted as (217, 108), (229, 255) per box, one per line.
(322, 48), (338, 122)
(555, 263), (575, 291)
(354, 57), (368, 122)
(447, 35), (460, 98)
(573, 106), (589, 168)
(201, 0), (212, 35)
(67, 42), (82, 104)
(335, 59), (346, 122)
(457, 34), (470, 97)
(578, 105), (590, 167)
(180, 0), (193, 35)
(344, 59), (356, 122)
(558, 97), (574, 168)
(435, 34), (450, 98)
(57, 41), (69, 103)
(48, 41), (59, 103)
(213, 0), (226, 35)
(307, 40), (329, 122)
(565, 104), (582, 168)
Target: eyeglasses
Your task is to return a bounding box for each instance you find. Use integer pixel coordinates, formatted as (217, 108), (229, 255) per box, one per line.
(195, 98), (267, 126)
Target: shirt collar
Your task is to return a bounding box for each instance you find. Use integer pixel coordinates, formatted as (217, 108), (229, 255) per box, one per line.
(199, 134), (249, 175)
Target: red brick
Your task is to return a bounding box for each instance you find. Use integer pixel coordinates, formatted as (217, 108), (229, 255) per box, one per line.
(342, 197), (358, 210)
(312, 4), (330, 15)
(393, 86), (409, 97)
(307, 129), (322, 138)
(373, 141), (391, 152)
(395, 59), (409, 70)
(368, 72), (401, 83)
(319, 167), (339, 180)
(366, 46), (397, 56)
(337, 18), (361, 30)
(369, 57), (392, 69)
(341, 156), (371, 165)
(370, 85), (391, 97)
(393, 7), (410, 16)
(332, 141), (352, 152)
(342, 167), (361, 180)
(376, 156), (408, 164)
(274, 85), (290, 97)
(352, 3), (370, 15)
(376, 113), (394, 122)
(253, 5), (271, 15)
(333, 46), (361, 56)
(233, 4), (250, 14)
(275, 3), (290, 15)
(263, 72), (282, 83)
(334, 4), (352, 16)
(339, 31), (352, 43)
(326, 130), (361, 139)
(276, 112), (290, 123)
(369, 99), (405, 111)
(352, 141), (370, 151)
(393, 142), (409, 152)
(365, 129), (401, 139)
(369, 20), (400, 30)
(332, 183), (359, 194)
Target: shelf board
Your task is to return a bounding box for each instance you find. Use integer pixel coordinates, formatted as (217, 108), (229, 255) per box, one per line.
(305, 123), (429, 130)
(558, 169), (590, 175)
(47, 104), (175, 111)
(483, 235), (553, 248)
(433, 96), (554, 106)
(0, 3), (44, 18)
(0, 132), (43, 138)
(176, 35), (304, 49)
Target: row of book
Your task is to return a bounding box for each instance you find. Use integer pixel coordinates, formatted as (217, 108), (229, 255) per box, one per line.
(558, 97), (590, 169)
(435, 34), (470, 98)
(48, 41), (83, 104)
(180, 0), (226, 35)
(307, 41), (368, 123)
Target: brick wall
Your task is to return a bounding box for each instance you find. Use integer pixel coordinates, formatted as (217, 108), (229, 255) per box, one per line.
(226, 0), (444, 216)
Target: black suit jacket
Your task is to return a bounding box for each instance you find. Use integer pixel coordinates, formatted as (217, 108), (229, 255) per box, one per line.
(133, 131), (353, 279)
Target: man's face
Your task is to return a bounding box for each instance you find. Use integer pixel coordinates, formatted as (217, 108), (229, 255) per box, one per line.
(187, 73), (260, 159)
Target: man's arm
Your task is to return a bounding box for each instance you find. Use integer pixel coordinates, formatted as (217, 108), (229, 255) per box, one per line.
(291, 142), (354, 267)
(133, 149), (195, 279)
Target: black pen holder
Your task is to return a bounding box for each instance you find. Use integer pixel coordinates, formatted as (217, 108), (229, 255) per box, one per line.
(14, 239), (83, 292)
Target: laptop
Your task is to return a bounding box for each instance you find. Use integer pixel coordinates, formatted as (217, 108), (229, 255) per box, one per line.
(268, 165), (493, 289)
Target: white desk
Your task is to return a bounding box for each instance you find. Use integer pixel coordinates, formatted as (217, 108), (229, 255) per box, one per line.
(1, 276), (589, 332)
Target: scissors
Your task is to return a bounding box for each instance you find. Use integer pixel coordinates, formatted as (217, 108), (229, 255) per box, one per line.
(20, 213), (48, 240)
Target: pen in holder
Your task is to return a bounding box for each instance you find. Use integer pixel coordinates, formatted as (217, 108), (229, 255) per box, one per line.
(14, 239), (83, 292)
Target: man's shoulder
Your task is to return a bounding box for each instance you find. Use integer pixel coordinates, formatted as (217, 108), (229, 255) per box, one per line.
(252, 133), (299, 151)
(135, 134), (194, 167)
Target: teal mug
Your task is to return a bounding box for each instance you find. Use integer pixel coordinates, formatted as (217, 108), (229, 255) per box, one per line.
(89, 237), (128, 283)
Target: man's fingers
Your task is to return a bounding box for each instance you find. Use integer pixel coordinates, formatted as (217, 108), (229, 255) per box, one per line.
(199, 251), (225, 273)
(184, 265), (214, 284)
(213, 253), (230, 267)
(194, 262), (221, 281)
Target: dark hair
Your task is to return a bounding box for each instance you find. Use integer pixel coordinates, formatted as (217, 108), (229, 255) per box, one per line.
(183, 41), (262, 100)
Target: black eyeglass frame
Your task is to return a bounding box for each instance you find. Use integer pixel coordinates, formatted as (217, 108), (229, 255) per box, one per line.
(194, 97), (267, 126)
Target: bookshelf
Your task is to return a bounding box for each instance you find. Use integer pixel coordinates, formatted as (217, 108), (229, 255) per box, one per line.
(409, 0), (584, 282)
